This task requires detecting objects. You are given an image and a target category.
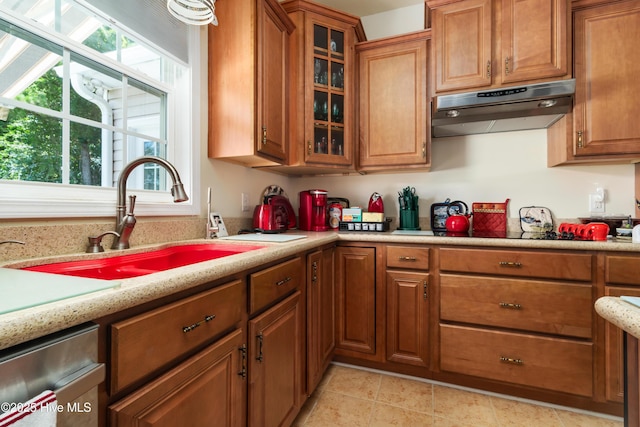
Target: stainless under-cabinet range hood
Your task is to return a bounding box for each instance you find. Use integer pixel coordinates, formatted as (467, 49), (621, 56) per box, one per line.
(432, 79), (576, 137)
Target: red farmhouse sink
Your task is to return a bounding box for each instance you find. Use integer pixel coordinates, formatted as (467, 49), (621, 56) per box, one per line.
(22, 243), (264, 280)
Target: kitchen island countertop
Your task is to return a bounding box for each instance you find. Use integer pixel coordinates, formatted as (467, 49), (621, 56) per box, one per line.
(2, 230), (640, 351)
(596, 297), (640, 340)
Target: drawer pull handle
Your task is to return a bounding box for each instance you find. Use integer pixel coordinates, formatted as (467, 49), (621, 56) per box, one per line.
(276, 276), (292, 286)
(499, 302), (522, 310)
(256, 332), (264, 362)
(398, 256), (417, 261)
(498, 261), (522, 267)
(500, 356), (524, 365)
(182, 314), (216, 333)
(238, 344), (247, 378)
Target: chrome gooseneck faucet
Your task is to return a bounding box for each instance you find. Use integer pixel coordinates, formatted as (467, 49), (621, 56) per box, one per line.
(112, 156), (189, 250)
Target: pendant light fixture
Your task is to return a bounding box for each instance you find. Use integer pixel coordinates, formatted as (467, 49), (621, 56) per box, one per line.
(167, 0), (218, 26)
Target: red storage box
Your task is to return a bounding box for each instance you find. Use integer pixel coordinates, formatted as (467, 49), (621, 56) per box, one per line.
(472, 199), (510, 237)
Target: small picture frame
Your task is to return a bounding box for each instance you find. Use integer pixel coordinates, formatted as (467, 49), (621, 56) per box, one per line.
(430, 201), (462, 231)
(430, 203), (449, 231)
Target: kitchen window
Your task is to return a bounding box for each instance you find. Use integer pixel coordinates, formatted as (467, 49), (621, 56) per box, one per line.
(0, 0), (200, 218)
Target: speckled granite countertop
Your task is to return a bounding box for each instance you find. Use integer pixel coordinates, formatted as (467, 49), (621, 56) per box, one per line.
(1, 230), (639, 351)
(596, 297), (640, 340)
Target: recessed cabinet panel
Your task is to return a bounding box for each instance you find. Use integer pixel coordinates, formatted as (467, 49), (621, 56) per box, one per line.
(501, 0), (568, 84)
(431, 0), (492, 92)
(440, 324), (593, 397)
(208, 0), (294, 167)
(572, 1), (640, 157)
(357, 31), (430, 171)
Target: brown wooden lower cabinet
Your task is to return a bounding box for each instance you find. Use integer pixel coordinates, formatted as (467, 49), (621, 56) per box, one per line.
(248, 291), (303, 427)
(307, 247), (336, 395)
(101, 243), (631, 425)
(109, 328), (245, 426)
(386, 271), (429, 367)
(334, 245), (379, 359)
(440, 324), (593, 397)
(625, 332), (640, 426)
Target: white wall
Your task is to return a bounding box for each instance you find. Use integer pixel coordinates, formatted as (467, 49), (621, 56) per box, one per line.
(290, 131), (635, 220)
(360, 4), (425, 40)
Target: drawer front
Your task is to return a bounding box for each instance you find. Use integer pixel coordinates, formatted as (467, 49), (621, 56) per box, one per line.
(606, 255), (640, 286)
(111, 280), (244, 393)
(439, 248), (592, 281)
(250, 257), (302, 314)
(440, 324), (593, 397)
(386, 246), (429, 270)
(440, 274), (592, 338)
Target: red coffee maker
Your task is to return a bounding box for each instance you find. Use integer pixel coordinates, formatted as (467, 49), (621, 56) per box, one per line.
(299, 189), (328, 231)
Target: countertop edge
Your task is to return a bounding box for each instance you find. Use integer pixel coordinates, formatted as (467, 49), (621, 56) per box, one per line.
(596, 296), (640, 340)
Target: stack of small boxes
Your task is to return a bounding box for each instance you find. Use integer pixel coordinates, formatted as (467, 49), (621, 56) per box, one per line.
(339, 207), (389, 232)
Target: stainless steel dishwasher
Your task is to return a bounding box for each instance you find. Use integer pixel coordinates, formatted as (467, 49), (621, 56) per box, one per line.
(0, 322), (105, 427)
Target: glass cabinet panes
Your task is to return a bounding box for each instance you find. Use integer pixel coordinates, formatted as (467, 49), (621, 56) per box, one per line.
(314, 25), (328, 52)
(330, 62), (344, 90)
(310, 24), (346, 161)
(330, 30), (344, 56)
(314, 91), (328, 121)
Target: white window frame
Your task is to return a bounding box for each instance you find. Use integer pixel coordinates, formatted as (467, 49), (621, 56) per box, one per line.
(0, 5), (201, 219)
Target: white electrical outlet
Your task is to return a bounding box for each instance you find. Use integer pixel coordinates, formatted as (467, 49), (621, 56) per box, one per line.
(589, 194), (605, 213)
(241, 193), (250, 212)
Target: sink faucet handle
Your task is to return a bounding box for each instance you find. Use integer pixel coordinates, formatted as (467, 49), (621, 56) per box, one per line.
(128, 195), (137, 215)
(87, 231), (121, 253)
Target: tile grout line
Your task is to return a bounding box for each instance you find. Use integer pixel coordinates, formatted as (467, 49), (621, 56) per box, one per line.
(366, 373), (383, 426)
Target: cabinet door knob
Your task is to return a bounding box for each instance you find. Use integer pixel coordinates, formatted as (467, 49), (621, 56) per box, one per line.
(262, 126), (267, 145)
(486, 60), (492, 78)
(504, 56), (510, 75)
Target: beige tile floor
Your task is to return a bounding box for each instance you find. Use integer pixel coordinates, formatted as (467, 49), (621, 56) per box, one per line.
(293, 364), (624, 427)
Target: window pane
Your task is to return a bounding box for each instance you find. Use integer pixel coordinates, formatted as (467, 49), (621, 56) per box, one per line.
(124, 137), (167, 191)
(126, 79), (165, 140)
(69, 54), (119, 121)
(69, 120), (102, 186)
(0, 107), (62, 183)
(121, 35), (164, 81)
(0, 1), (185, 203)
(0, 22), (63, 110)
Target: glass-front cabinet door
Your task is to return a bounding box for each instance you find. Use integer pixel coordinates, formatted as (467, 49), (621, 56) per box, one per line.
(305, 21), (353, 166)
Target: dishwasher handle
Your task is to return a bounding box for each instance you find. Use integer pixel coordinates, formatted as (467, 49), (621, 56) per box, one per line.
(53, 363), (105, 405)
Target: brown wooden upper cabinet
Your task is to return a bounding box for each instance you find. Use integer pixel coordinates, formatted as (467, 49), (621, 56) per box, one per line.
(357, 31), (431, 172)
(273, 0), (365, 175)
(548, 0), (640, 166)
(208, 0), (295, 167)
(427, 0), (571, 94)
